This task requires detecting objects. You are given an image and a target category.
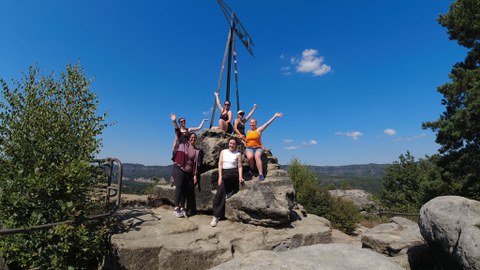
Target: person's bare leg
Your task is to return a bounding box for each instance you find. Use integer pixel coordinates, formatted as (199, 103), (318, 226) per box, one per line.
(255, 151), (263, 176)
(246, 151), (255, 172)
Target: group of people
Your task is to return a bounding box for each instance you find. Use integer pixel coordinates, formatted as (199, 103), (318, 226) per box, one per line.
(170, 92), (282, 226)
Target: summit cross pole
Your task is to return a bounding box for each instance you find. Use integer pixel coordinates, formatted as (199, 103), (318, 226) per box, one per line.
(209, 0), (254, 128)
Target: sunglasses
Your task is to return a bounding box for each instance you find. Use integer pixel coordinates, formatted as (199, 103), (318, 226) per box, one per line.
(224, 103), (230, 106)
(179, 120), (186, 123)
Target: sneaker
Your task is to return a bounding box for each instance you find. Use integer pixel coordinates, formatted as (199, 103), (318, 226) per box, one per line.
(173, 207), (183, 218)
(258, 175), (265, 181)
(247, 170), (253, 178)
(180, 208), (188, 218)
(210, 217), (219, 227)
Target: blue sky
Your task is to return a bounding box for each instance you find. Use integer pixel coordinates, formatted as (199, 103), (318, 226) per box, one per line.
(0, 0), (466, 166)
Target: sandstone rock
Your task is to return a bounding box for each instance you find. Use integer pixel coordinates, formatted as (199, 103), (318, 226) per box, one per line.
(361, 216), (426, 256)
(329, 189), (375, 211)
(110, 206), (332, 270)
(419, 196), (480, 270)
(196, 129), (232, 169)
(210, 243), (403, 270)
(225, 180), (294, 226)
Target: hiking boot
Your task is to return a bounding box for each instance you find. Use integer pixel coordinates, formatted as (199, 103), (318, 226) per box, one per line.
(210, 217), (219, 227)
(258, 175), (265, 182)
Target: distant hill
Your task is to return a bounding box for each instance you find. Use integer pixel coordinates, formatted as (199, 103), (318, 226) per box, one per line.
(120, 163), (390, 194)
(121, 163), (173, 181)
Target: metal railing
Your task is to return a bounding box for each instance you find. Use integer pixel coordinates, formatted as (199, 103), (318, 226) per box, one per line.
(0, 157), (123, 236)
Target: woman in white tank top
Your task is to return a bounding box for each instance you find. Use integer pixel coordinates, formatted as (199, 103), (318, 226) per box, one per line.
(210, 138), (244, 227)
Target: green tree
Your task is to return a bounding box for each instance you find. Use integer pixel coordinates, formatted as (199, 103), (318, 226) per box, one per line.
(377, 152), (441, 214)
(288, 159), (360, 234)
(422, 0), (480, 200)
(0, 63), (108, 269)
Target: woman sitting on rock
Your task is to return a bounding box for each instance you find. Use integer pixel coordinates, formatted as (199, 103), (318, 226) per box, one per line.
(211, 92), (233, 134)
(245, 112), (283, 181)
(233, 104), (257, 144)
(211, 138), (244, 227)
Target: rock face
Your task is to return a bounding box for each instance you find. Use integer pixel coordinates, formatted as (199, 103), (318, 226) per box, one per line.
(210, 243), (403, 270)
(329, 189), (375, 211)
(361, 216), (432, 270)
(153, 129), (295, 226)
(361, 216), (426, 256)
(110, 207), (332, 270)
(419, 196), (480, 270)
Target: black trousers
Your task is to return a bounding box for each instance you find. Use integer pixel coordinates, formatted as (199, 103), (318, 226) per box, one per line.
(212, 168), (239, 218)
(172, 165), (195, 211)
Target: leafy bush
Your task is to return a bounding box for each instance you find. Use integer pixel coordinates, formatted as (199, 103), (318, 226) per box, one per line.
(376, 151), (441, 214)
(326, 197), (361, 234)
(288, 159), (360, 234)
(0, 63), (109, 269)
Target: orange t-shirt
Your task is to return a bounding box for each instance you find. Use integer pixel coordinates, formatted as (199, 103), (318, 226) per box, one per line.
(246, 129), (262, 148)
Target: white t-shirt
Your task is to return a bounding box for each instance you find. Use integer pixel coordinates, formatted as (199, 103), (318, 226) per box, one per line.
(222, 149), (239, 169)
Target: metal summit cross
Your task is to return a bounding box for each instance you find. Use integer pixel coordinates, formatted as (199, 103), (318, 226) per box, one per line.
(209, 0), (255, 128)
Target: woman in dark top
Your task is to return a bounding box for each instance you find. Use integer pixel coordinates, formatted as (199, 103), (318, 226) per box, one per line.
(172, 117), (208, 151)
(170, 113), (203, 218)
(233, 104), (257, 143)
(212, 92), (233, 134)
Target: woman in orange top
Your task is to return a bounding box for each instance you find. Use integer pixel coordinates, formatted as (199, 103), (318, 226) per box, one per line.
(245, 112), (283, 181)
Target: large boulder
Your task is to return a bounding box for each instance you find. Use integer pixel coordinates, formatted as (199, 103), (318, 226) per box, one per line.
(196, 129), (232, 168)
(361, 216), (431, 270)
(110, 206), (332, 270)
(225, 179), (295, 227)
(329, 189), (375, 211)
(361, 216), (426, 256)
(419, 196), (480, 270)
(210, 243), (403, 270)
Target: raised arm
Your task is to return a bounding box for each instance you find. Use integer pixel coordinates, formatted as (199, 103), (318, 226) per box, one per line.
(258, 112), (283, 134)
(244, 104), (257, 122)
(189, 118), (209, 132)
(214, 92), (223, 111)
(171, 113), (179, 129)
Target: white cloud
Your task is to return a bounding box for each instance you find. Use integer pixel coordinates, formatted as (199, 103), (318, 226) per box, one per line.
(407, 133), (427, 141)
(394, 133), (427, 142)
(292, 49), (331, 76)
(413, 133), (427, 139)
(302, 140), (318, 145)
(285, 146), (301, 150)
(335, 131), (363, 140)
(202, 107), (213, 115)
(283, 139), (294, 143)
(281, 66), (291, 75)
(384, 129), (397, 136)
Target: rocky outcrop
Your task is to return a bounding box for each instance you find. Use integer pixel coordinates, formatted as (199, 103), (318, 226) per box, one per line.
(110, 207), (332, 270)
(361, 216), (431, 270)
(419, 196), (480, 270)
(210, 243), (403, 270)
(361, 216), (425, 256)
(153, 129), (295, 226)
(329, 189), (375, 211)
